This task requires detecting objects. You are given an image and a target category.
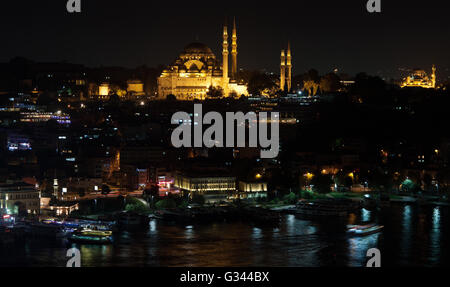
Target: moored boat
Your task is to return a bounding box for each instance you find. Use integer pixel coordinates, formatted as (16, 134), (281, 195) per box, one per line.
(30, 222), (68, 238)
(69, 227), (113, 244)
(347, 224), (384, 236)
(117, 211), (150, 228)
(294, 198), (357, 218)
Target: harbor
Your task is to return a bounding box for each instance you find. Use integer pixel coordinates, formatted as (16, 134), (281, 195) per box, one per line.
(1, 193), (449, 267)
(1, 202), (449, 267)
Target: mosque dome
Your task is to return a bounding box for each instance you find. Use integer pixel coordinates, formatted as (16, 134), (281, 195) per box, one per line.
(182, 42), (214, 55)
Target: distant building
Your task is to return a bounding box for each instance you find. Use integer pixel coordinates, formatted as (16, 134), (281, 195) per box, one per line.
(98, 82), (110, 98)
(237, 180), (268, 200)
(0, 180), (40, 215)
(127, 79), (145, 96)
(41, 201), (79, 217)
(401, 65), (436, 88)
(174, 170), (236, 203)
(157, 18), (247, 100)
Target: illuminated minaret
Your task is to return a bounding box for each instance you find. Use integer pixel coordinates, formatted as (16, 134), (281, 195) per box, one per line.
(231, 17), (238, 82)
(222, 19), (229, 86)
(286, 42), (292, 92)
(431, 64), (436, 88)
(280, 49), (286, 91)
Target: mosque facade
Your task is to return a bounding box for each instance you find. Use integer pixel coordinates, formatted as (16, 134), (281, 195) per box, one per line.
(157, 19), (248, 100)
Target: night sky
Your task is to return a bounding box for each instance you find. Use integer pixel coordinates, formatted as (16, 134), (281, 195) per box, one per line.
(1, 0), (449, 78)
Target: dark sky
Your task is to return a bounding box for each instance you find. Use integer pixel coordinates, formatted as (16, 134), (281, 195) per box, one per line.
(0, 0), (449, 78)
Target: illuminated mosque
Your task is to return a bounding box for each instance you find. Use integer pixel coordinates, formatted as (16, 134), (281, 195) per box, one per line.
(157, 18), (248, 100)
(400, 65), (436, 89)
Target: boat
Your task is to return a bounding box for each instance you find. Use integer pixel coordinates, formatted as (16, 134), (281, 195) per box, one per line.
(117, 212), (150, 228)
(0, 226), (15, 245)
(347, 224), (384, 236)
(69, 227), (113, 244)
(159, 209), (195, 224)
(30, 222), (68, 238)
(294, 199), (357, 218)
(240, 206), (281, 225)
(148, 213), (163, 220)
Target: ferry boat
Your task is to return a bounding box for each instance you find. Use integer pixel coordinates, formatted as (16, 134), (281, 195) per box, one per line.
(347, 224), (384, 236)
(69, 227), (113, 244)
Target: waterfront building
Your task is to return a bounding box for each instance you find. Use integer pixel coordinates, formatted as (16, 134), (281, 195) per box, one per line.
(0, 180), (40, 215)
(237, 180), (268, 199)
(40, 200), (79, 216)
(174, 171), (236, 203)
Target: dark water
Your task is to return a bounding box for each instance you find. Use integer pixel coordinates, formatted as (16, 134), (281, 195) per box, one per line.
(1, 204), (449, 267)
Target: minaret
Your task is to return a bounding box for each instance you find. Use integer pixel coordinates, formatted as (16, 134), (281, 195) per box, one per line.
(286, 42), (292, 92)
(280, 49), (286, 91)
(231, 17), (238, 82)
(431, 64), (436, 88)
(222, 19), (229, 92)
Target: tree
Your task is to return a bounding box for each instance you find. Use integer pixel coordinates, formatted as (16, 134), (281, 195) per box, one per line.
(350, 73), (387, 104)
(368, 168), (394, 193)
(206, 85), (224, 98)
(155, 198), (177, 209)
(166, 94), (177, 101)
(192, 194), (205, 206)
(143, 185), (159, 206)
(303, 80), (320, 96)
(247, 72), (277, 96)
(283, 192), (297, 204)
(423, 173), (433, 192)
(229, 91), (238, 98)
(319, 73), (342, 93)
(311, 174), (333, 194)
(401, 178), (419, 193)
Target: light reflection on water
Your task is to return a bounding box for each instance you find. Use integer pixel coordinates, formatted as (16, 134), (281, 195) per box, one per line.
(429, 207), (441, 264)
(347, 233), (380, 267)
(400, 205), (412, 263)
(361, 208), (371, 222)
(0, 204), (449, 267)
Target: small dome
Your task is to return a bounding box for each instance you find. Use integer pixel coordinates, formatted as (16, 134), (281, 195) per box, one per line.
(183, 42), (214, 55)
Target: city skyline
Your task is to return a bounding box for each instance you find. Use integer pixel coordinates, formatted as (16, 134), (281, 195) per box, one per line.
(2, 0), (450, 271)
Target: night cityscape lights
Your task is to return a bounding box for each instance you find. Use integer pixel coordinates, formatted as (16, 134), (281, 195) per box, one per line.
(0, 1), (450, 274)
